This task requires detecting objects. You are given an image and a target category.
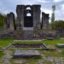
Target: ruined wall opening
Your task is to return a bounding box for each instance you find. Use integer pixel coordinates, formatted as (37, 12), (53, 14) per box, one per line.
(24, 6), (33, 27)
(26, 7), (31, 10)
(26, 13), (31, 17)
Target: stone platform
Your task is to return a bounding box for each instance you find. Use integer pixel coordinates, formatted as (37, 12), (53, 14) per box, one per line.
(13, 50), (41, 58)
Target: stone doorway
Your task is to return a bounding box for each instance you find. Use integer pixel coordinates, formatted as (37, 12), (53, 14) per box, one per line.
(24, 16), (33, 27)
(24, 6), (33, 28)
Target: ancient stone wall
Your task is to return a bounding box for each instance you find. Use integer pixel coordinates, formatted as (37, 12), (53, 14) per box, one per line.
(42, 12), (49, 30)
(16, 5), (25, 30)
(1, 4), (50, 39)
(5, 12), (15, 31)
(32, 5), (41, 35)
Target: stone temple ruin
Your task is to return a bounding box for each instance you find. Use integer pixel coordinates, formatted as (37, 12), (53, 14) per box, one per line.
(3, 5), (50, 39)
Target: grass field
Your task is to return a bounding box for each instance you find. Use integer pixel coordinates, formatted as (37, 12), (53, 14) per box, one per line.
(0, 38), (13, 58)
(0, 38), (64, 64)
(0, 38), (13, 47)
(0, 51), (4, 58)
(0, 38), (64, 47)
(13, 38), (64, 45)
(43, 39), (64, 44)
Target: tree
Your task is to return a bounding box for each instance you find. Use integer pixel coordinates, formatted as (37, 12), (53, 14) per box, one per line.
(51, 20), (64, 30)
(0, 13), (6, 28)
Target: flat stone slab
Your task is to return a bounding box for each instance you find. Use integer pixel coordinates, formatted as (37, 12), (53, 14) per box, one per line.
(56, 44), (64, 48)
(13, 50), (41, 58)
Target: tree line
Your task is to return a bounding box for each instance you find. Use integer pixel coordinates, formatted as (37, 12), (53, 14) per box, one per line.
(51, 20), (64, 30)
(0, 13), (6, 28)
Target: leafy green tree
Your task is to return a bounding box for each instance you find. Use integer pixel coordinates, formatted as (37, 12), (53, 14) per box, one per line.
(0, 13), (6, 28)
(51, 20), (64, 30)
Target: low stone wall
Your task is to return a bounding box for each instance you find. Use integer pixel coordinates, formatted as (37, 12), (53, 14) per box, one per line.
(0, 31), (15, 39)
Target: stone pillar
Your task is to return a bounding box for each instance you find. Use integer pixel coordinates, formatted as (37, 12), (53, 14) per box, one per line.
(16, 5), (24, 30)
(32, 5), (41, 35)
(16, 5), (25, 38)
(5, 12), (15, 31)
(42, 12), (49, 30)
(45, 14), (49, 29)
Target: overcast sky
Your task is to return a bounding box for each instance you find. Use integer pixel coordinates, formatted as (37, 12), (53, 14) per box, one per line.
(0, 0), (64, 20)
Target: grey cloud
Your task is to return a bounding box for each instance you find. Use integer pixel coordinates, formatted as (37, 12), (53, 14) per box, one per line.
(0, 0), (64, 20)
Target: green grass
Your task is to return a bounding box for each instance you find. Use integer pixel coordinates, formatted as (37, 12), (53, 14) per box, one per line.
(0, 38), (64, 47)
(43, 39), (64, 44)
(61, 49), (64, 56)
(14, 39), (64, 45)
(0, 38), (13, 47)
(14, 40), (42, 44)
(0, 38), (64, 64)
(0, 51), (4, 58)
(43, 50), (64, 57)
